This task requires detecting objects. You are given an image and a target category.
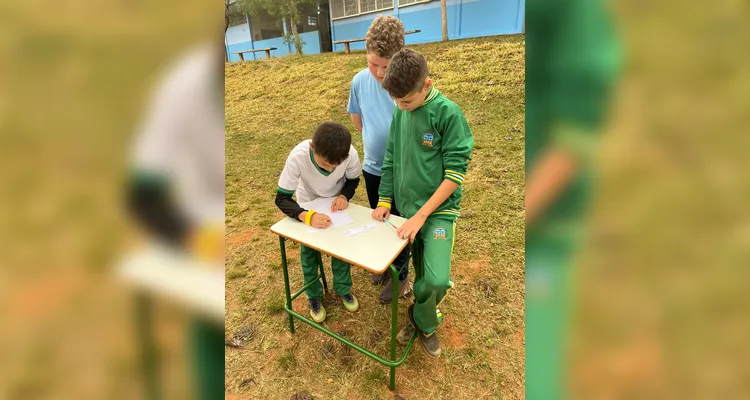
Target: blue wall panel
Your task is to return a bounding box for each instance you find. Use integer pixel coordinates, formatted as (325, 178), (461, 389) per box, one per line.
(227, 37), (291, 61)
(330, 0), (524, 52)
(300, 31), (321, 56)
(331, 10), (397, 53)
(253, 37), (292, 59)
(226, 31), (318, 60)
(397, 2), (447, 43)
(226, 22), (251, 45)
(224, 0), (524, 59)
(458, 0), (521, 37)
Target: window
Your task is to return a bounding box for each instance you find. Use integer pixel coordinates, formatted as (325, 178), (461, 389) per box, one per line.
(250, 9), (284, 41)
(227, 3), (247, 28)
(398, 0), (430, 7)
(359, 0), (378, 13)
(330, 0), (394, 20)
(294, 3), (320, 34)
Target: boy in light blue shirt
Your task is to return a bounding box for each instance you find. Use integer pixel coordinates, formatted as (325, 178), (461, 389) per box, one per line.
(347, 15), (410, 303)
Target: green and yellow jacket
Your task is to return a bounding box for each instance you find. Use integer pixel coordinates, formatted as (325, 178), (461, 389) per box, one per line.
(378, 87), (474, 222)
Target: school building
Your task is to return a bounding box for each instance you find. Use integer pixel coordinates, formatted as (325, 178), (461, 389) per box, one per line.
(225, 0), (525, 61)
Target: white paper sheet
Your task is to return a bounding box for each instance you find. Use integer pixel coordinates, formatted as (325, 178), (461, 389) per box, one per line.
(298, 197), (354, 233)
(344, 222), (379, 237)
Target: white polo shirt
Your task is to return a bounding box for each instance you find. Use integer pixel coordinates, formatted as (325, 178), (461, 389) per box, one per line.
(277, 140), (360, 203)
(131, 44), (224, 226)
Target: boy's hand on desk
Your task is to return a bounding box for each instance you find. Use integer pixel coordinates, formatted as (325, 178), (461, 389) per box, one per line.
(397, 215), (426, 243)
(331, 195), (349, 211)
(372, 206), (390, 221)
(311, 213), (332, 229)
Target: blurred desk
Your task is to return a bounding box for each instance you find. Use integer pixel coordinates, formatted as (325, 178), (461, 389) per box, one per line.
(118, 243), (224, 400)
(118, 244), (224, 322)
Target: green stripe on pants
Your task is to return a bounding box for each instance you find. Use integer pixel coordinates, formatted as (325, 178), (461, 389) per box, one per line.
(413, 218), (455, 335)
(300, 244), (352, 299)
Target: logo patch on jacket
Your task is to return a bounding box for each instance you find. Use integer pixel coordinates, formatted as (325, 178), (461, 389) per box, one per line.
(422, 132), (434, 147)
(433, 227), (447, 239)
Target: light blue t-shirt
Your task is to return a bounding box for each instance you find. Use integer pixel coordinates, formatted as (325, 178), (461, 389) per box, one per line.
(347, 68), (396, 176)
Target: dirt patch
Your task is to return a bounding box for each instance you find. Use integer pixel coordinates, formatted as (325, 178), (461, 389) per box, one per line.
(226, 228), (260, 250)
(463, 255), (492, 275)
(440, 315), (467, 350)
(9, 271), (85, 319)
(572, 334), (662, 395)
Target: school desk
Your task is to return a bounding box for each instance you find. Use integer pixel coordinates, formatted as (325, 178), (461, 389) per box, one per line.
(270, 202), (418, 390)
(118, 243), (224, 400)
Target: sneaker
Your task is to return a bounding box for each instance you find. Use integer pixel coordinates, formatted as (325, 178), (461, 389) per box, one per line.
(371, 272), (390, 285)
(309, 298), (326, 323)
(419, 331), (441, 358)
(396, 323), (416, 345)
(407, 304), (441, 358)
(379, 276), (412, 304)
(341, 293), (359, 312)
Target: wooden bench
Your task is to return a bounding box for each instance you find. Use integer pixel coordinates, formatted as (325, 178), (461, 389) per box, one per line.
(333, 29), (421, 54)
(232, 47), (277, 61)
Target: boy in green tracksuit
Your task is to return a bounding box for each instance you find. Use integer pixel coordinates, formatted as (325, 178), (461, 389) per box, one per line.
(526, 0), (621, 398)
(372, 48), (474, 358)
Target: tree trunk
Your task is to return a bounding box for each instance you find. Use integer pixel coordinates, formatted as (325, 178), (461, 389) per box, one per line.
(224, 1), (230, 62)
(441, 0), (448, 42)
(289, 14), (304, 56)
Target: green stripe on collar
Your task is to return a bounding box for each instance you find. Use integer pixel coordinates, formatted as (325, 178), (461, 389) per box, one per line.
(309, 148), (333, 176)
(422, 86), (439, 106)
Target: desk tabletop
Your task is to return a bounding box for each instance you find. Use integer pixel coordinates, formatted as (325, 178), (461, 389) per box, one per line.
(117, 243), (225, 323)
(270, 203), (408, 274)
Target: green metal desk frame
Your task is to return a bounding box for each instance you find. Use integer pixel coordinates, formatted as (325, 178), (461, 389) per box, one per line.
(136, 293), (160, 400)
(278, 236), (419, 390)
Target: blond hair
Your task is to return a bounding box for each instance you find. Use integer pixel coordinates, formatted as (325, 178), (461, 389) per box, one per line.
(365, 15), (405, 59)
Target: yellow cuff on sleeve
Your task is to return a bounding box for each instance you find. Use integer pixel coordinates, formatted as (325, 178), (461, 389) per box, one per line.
(304, 210), (316, 226)
(377, 201), (391, 210)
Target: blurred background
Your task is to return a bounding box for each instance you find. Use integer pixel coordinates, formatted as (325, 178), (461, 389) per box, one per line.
(526, 0), (750, 398)
(1, 0), (749, 398)
(569, 0), (750, 397)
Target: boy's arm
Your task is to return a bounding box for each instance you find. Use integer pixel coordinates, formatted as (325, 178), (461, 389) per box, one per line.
(275, 192), (306, 221)
(340, 149), (361, 200)
(415, 111), (473, 217)
(347, 77), (363, 131)
(412, 179), (459, 219)
(525, 146), (577, 224)
(396, 110), (473, 241)
(128, 171), (190, 247)
(376, 117), (396, 210)
(275, 158), (307, 221)
(129, 76), (192, 247)
(350, 114), (363, 132)
(440, 110), (474, 189)
(527, 0), (620, 226)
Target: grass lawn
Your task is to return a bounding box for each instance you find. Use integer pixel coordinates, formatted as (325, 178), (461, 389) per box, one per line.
(225, 35), (525, 399)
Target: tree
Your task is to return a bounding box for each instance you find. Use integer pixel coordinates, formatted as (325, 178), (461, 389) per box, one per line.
(237, 0), (317, 56)
(441, 0), (448, 42)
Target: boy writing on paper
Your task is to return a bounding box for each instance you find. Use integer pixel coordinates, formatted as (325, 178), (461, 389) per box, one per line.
(274, 122), (362, 322)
